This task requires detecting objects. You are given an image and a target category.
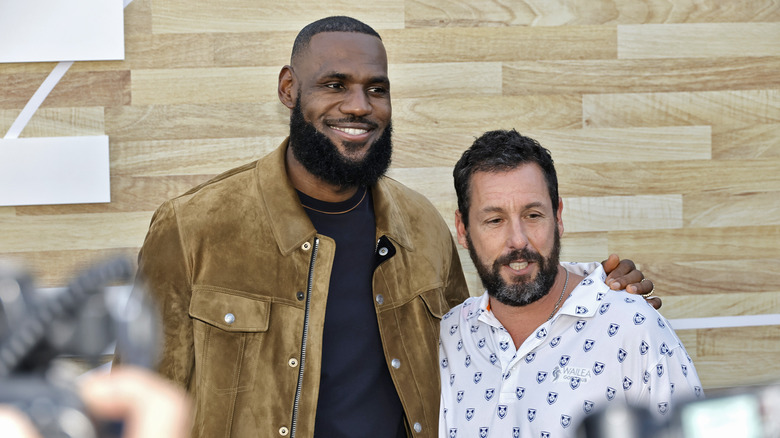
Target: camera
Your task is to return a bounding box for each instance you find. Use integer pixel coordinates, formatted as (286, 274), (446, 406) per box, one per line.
(0, 258), (159, 438)
(576, 383), (780, 438)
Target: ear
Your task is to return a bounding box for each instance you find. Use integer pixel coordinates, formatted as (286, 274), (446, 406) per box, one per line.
(455, 210), (469, 249)
(278, 65), (296, 110)
(556, 198), (564, 237)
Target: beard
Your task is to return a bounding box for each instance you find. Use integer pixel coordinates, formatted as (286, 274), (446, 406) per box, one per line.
(466, 226), (561, 307)
(288, 95), (393, 189)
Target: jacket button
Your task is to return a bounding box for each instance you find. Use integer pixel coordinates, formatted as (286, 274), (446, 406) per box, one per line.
(375, 294), (384, 305)
(391, 358), (401, 369)
(224, 313), (235, 324)
(413, 422), (422, 433)
(301, 242), (311, 251)
(288, 358), (298, 368)
(279, 426), (289, 436)
(296, 291), (305, 301)
(378, 246), (389, 256)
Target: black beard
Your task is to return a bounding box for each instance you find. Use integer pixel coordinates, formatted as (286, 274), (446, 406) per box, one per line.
(466, 226), (561, 307)
(288, 96), (393, 189)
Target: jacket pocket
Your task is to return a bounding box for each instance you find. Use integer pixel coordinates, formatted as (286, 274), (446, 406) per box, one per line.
(419, 287), (450, 320)
(189, 286), (270, 393)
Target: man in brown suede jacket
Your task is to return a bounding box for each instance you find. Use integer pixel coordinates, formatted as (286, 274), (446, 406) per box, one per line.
(128, 16), (653, 438)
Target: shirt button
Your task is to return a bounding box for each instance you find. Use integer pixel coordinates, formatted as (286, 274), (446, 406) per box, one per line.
(224, 313), (235, 324)
(391, 359), (401, 369)
(288, 358), (298, 368)
(278, 426), (289, 436)
(413, 422), (422, 433)
(375, 294), (384, 305)
(378, 247), (389, 256)
(301, 242), (311, 251)
(296, 291), (305, 301)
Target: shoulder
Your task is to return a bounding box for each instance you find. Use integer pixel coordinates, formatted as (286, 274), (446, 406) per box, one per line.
(175, 160), (259, 205)
(376, 176), (440, 214)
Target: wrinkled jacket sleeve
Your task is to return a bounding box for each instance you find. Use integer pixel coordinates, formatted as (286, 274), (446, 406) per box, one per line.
(124, 200), (194, 388)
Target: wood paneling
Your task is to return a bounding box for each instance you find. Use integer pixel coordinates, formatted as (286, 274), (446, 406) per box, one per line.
(618, 23), (780, 59)
(406, 0), (780, 27)
(1, 0), (778, 391)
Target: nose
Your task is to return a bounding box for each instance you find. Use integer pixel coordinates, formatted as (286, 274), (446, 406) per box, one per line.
(506, 219), (529, 250)
(340, 87), (371, 116)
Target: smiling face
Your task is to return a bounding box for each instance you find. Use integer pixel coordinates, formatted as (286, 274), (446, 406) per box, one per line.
(456, 164), (564, 307)
(279, 31), (392, 188)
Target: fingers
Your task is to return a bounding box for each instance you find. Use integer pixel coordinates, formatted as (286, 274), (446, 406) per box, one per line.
(605, 258), (641, 290)
(626, 278), (653, 295)
(601, 254), (620, 276)
(0, 407), (42, 438)
(80, 366), (191, 438)
(646, 296), (663, 310)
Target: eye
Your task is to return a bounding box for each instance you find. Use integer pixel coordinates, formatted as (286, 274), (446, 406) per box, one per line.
(367, 85), (388, 95)
(324, 82), (345, 90)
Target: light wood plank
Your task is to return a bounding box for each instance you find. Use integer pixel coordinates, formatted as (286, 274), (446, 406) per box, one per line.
(583, 90), (780, 129)
(131, 67), (278, 105)
(392, 126), (711, 168)
(564, 194), (683, 233)
(104, 103), (288, 141)
(504, 57), (780, 95)
(111, 137), (281, 176)
(712, 124), (780, 160)
(0, 107), (104, 137)
(213, 32), (295, 67)
(393, 95), (582, 136)
(530, 126), (711, 163)
(383, 26), (616, 63)
(684, 192), (780, 228)
(661, 292), (780, 320)
(558, 159), (780, 198)
(390, 62), (501, 99)
(0, 212), (154, 253)
(0, 71), (130, 109)
(619, 23), (780, 59)
(14, 175), (212, 215)
(124, 0), (152, 35)
(606, 225), (780, 263)
(406, 0), (780, 27)
(152, 1), (404, 34)
(692, 326), (780, 387)
(560, 232), (610, 263)
(634, 259), (780, 297)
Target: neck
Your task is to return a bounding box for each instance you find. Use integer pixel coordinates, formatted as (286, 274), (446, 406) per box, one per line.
(285, 143), (359, 202)
(489, 266), (583, 349)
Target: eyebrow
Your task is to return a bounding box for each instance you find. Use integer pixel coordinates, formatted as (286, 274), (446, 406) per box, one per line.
(478, 201), (546, 215)
(320, 71), (390, 85)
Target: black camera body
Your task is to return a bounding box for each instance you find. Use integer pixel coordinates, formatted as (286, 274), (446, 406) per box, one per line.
(0, 258), (158, 438)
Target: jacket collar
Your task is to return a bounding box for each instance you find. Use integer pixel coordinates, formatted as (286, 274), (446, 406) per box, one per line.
(256, 139), (414, 255)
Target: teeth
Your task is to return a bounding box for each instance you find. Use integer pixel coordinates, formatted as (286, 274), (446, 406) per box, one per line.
(335, 127), (368, 135)
(509, 261), (528, 270)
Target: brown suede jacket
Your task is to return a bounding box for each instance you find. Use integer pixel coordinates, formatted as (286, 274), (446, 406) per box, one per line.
(133, 140), (469, 438)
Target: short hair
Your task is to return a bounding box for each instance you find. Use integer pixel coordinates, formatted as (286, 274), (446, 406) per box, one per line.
(453, 129), (559, 228)
(291, 16), (382, 63)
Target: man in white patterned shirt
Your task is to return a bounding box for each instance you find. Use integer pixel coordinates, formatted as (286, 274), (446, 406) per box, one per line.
(439, 129), (703, 438)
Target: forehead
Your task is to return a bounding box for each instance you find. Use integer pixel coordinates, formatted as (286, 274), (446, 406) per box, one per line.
(294, 31), (388, 79)
(469, 164), (552, 210)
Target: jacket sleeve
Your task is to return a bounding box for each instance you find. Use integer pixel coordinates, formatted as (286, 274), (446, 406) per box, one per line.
(122, 200), (194, 389)
(444, 236), (470, 309)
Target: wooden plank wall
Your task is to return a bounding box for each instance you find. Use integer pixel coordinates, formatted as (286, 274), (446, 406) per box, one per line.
(1, 0), (779, 390)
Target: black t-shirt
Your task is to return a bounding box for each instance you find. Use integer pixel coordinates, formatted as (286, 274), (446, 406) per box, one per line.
(298, 187), (405, 438)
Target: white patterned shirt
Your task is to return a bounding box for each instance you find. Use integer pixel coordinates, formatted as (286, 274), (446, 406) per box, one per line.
(439, 263), (703, 438)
